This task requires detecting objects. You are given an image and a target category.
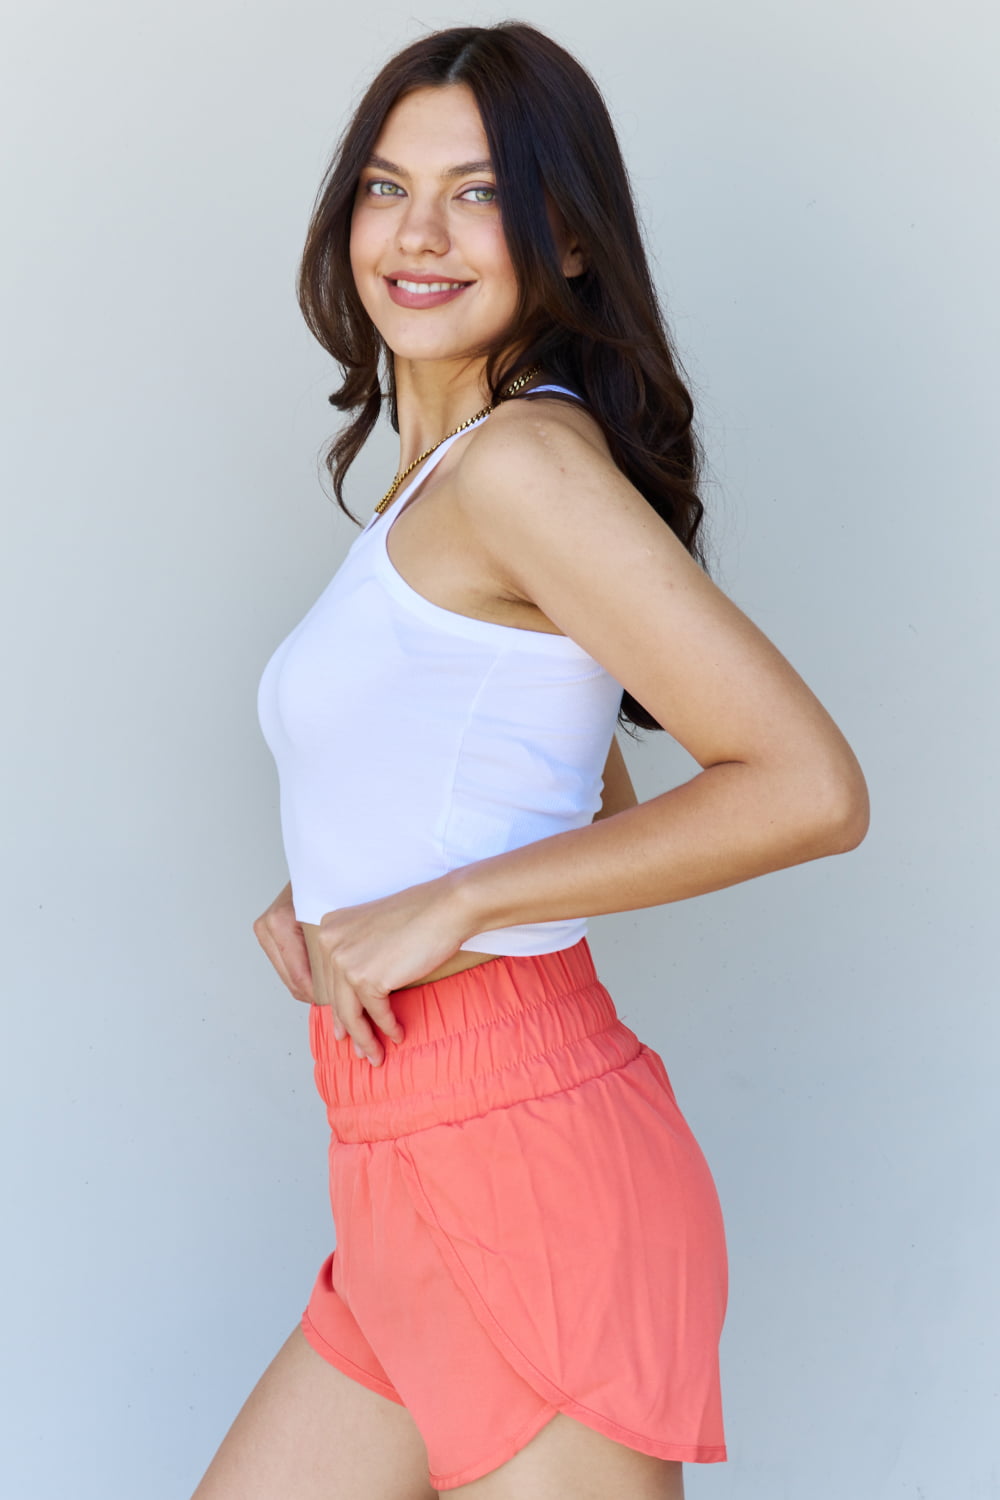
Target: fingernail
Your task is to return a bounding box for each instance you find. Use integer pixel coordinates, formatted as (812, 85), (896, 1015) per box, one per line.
(353, 1042), (363, 1057)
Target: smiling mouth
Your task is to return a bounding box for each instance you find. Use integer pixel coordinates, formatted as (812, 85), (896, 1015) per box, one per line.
(390, 278), (472, 294)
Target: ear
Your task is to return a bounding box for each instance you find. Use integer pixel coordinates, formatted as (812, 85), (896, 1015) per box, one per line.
(544, 192), (588, 278)
(560, 237), (587, 279)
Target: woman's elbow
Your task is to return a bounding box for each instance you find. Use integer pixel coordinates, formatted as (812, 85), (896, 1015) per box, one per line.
(809, 759), (871, 854)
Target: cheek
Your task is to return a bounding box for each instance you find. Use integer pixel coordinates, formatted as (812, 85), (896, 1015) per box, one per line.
(348, 215), (368, 276)
(478, 225), (518, 296)
(348, 233), (381, 324)
(349, 221), (384, 305)
(350, 201), (385, 262)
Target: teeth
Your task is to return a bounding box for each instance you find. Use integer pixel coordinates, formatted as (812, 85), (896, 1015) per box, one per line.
(395, 279), (467, 294)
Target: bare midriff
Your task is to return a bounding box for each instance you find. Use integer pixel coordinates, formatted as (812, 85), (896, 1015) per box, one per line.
(300, 921), (499, 995)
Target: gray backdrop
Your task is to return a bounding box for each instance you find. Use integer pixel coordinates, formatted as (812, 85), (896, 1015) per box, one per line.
(2, 2), (996, 1496)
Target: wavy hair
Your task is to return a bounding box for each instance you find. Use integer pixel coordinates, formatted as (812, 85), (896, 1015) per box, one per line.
(297, 21), (713, 735)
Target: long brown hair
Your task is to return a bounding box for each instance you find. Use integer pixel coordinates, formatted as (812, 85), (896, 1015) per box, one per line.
(297, 21), (712, 736)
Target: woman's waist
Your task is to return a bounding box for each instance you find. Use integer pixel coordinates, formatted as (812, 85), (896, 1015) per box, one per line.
(305, 937), (645, 1142)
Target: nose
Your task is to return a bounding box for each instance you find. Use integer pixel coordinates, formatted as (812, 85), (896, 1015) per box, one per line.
(395, 193), (450, 258)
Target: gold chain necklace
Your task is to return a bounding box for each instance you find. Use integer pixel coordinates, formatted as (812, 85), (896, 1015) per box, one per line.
(373, 363), (543, 517)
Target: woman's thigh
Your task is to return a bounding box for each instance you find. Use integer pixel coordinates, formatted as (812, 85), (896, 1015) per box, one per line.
(441, 1412), (685, 1499)
(189, 1322), (439, 1500)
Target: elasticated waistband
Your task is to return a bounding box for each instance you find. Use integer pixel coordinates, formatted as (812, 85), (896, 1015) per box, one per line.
(306, 936), (645, 1142)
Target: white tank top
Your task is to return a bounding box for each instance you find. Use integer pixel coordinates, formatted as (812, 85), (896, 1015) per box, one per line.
(256, 385), (624, 955)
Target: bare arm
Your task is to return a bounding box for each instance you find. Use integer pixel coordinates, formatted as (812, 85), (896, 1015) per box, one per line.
(444, 410), (869, 940)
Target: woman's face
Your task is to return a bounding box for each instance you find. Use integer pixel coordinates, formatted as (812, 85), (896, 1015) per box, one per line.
(349, 84), (521, 369)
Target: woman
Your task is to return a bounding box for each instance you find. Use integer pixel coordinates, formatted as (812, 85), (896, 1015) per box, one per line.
(194, 21), (869, 1500)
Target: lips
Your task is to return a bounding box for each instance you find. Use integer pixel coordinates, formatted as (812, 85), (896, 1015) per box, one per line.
(384, 275), (474, 310)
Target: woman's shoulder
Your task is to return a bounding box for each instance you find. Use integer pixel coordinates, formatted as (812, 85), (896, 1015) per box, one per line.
(455, 385), (617, 500)
(449, 385), (651, 594)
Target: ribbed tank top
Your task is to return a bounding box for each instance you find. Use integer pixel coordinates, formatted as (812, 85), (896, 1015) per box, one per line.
(256, 385), (624, 955)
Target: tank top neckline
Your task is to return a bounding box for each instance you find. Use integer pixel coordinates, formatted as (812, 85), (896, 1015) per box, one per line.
(355, 385), (596, 656)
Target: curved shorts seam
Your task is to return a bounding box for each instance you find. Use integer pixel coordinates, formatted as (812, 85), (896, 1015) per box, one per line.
(428, 1398), (560, 1490)
(393, 1131), (720, 1453)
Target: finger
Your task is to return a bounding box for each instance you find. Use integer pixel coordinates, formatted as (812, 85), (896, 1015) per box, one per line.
(260, 929), (313, 1006)
(367, 997), (405, 1047)
(327, 965), (389, 1066)
(253, 920), (304, 1002)
(341, 1005), (384, 1067)
(268, 904), (316, 997)
(329, 967), (373, 1063)
(254, 906), (316, 1005)
(274, 926), (316, 1004)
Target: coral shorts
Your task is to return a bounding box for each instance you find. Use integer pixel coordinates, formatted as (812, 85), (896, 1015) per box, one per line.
(301, 935), (728, 1492)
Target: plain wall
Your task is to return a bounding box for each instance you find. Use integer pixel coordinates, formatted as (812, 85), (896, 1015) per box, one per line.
(2, 3), (996, 1496)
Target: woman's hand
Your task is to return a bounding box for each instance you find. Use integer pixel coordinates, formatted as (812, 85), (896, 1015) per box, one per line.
(252, 881), (316, 1005)
(310, 874), (471, 1067)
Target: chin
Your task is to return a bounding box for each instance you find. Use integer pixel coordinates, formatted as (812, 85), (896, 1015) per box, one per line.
(382, 333), (486, 364)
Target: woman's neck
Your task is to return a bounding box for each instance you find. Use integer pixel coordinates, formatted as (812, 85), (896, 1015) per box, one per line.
(392, 350), (542, 468)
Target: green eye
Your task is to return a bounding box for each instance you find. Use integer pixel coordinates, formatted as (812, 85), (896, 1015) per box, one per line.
(363, 179), (496, 203)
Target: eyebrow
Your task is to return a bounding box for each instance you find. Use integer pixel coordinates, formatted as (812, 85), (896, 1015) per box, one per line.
(364, 152), (495, 180)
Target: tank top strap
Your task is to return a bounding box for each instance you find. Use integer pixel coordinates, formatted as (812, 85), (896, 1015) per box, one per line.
(363, 385), (583, 534)
(363, 412), (492, 534)
(519, 382), (586, 402)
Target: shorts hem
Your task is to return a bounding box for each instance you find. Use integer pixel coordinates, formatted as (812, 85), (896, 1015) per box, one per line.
(300, 1308), (406, 1407)
(429, 1400), (724, 1489)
